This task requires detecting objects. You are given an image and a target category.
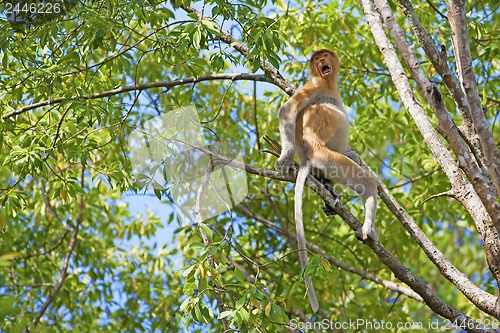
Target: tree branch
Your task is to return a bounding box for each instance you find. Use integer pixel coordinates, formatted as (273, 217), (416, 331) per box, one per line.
(182, 6), (296, 96)
(374, 0), (500, 298)
(365, 155), (500, 318)
(32, 170), (84, 327)
(2, 73), (273, 119)
(447, 0), (500, 198)
(194, 161), (230, 331)
(230, 261), (312, 333)
(397, 0), (500, 198)
(237, 205), (423, 302)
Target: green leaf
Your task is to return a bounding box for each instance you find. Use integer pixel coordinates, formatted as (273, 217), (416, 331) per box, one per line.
(218, 310), (233, 319)
(201, 225), (213, 241)
(235, 294), (247, 310)
(153, 188), (162, 200)
(189, 242), (206, 249)
(194, 304), (208, 323)
(179, 297), (191, 312)
(239, 308), (250, 322)
(267, 53), (280, 69)
(192, 27), (202, 49)
(183, 265), (196, 278)
(0, 252), (20, 262)
(270, 304), (286, 324)
(219, 252), (228, 264)
(234, 267), (245, 284)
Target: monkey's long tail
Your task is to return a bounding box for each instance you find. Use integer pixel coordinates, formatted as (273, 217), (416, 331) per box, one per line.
(294, 163), (319, 313)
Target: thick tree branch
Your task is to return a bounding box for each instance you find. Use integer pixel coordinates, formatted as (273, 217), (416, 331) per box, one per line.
(447, 0), (500, 196)
(2, 73), (273, 119)
(359, 0), (498, 328)
(397, 0), (500, 199)
(374, 0), (500, 299)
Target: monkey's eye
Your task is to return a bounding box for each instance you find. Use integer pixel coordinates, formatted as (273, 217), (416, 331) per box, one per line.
(324, 53), (329, 57)
(315, 56), (319, 61)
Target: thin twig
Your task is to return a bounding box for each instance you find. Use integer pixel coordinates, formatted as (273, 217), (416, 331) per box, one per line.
(194, 160), (230, 332)
(421, 190), (456, 204)
(32, 169), (85, 326)
(41, 185), (69, 230)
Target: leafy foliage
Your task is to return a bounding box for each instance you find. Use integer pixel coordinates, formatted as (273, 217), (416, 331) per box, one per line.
(0, 0), (498, 332)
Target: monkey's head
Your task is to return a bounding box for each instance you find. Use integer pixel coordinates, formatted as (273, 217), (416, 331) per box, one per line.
(309, 49), (339, 80)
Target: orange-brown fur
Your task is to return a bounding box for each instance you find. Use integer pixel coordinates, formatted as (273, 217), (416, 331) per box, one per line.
(276, 49), (378, 313)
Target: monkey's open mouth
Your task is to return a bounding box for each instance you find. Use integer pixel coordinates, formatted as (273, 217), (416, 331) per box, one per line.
(321, 65), (331, 74)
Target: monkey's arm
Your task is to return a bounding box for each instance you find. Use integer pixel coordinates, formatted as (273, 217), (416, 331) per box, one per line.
(275, 99), (299, 171)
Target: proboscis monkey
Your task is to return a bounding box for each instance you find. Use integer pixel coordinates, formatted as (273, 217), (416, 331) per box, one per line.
(276, 49), (378, 312)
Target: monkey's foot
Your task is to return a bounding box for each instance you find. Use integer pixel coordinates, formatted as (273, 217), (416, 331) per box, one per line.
(319, 178), (339, 216)
(322, 193), (340, 216)
(275, 150), (295, 172)
(343, 149), (361, 165)
(323, 205), (336, 216)
(355, 226), (379, 243)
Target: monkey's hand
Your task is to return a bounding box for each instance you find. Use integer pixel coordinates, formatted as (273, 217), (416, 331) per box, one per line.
(275, 149), (295, 172)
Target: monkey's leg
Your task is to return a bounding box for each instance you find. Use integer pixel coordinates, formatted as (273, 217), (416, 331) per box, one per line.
(310, 147), (379, 241)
